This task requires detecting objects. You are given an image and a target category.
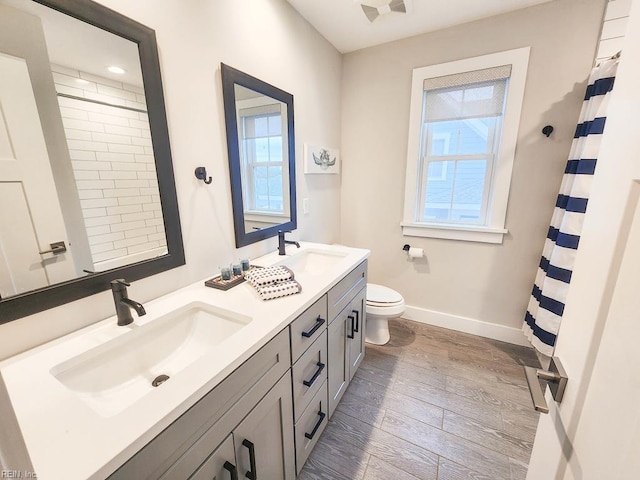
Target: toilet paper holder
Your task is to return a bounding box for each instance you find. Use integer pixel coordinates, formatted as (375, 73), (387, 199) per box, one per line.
(402, 244), (425, 259)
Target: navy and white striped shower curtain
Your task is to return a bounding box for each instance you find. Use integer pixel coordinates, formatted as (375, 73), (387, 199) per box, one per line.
(523, 57), (618, 356)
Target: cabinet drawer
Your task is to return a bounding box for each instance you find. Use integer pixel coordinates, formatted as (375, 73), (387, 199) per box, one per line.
(109, 329), (290, 480)
(292, 330), (327, 421)
(290, 295), (328, 362)
(327, 260), (367, 322)
(294, 380), (328, 474)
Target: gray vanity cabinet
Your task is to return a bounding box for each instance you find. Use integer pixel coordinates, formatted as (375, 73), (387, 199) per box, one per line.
(107, 330), (293, 480)
(347, 288), (366, 380)
(184, 373), (295, 480)
(294, 378), (329, 472)
(289, 295), (330, 473)
(107, 260), (368, 480)
(327, 308), (349, 416)
(327, 261), (367, 418)
(289, 296), (327, 362)
(233, 372), (296, 480)
(327, 287), (367, 417)
(188, 435), (235, 480)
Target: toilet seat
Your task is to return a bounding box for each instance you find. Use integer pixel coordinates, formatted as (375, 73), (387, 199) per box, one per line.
(367, 299), (403, 307)
(367, 284), (403, 304)
(367, 302), (405, 317)
(366, 284), (405, 322)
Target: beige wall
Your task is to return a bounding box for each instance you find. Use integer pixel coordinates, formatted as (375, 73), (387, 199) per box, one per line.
(0, 0), (342, 360)
(340, 0), (607, 337)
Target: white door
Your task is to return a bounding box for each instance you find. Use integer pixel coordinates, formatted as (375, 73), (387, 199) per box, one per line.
(0, 52), (76, 297)
(526, 2), (640, 478)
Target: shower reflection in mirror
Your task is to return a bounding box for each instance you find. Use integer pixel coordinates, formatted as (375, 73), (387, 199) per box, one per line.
(0, 0), (167, 299)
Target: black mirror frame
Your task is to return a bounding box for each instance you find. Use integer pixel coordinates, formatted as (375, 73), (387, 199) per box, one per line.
(0, 0), (184, 324)
(221, 63), (297, 248)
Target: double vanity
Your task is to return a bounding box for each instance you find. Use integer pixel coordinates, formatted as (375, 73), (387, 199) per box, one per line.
(0, 243), (369, 479)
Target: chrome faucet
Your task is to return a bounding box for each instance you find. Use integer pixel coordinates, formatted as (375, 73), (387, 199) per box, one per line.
(111, 279), (146, 326)
(278, 230), (300, 255)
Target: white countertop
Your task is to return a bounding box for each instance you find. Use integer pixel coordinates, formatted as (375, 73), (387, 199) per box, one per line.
(0, 242), (369, 480)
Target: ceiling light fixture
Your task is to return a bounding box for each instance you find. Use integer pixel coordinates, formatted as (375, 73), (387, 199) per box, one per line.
(360, 0), (407, 23)
(107, 66), (126, 75)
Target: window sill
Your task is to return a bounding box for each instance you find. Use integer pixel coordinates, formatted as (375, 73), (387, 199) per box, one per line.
(401, 222), (507, 244)
(244, 212), (288, 220)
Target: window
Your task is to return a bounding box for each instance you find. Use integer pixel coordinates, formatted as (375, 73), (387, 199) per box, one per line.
(402, 48), (530, 243)
(237, 98), (289, 220)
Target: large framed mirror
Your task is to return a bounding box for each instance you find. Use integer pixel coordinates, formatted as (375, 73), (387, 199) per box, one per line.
(221, 63), (297, 248)
(0, 0), (184, 323)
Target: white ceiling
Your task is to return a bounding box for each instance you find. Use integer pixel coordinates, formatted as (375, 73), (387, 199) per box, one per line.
(1, 0), (142, 87)
(286, 0), (554, 53)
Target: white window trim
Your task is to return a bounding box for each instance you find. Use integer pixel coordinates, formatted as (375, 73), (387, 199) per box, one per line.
(236, 96), (289, 216)
(402, 47), (530, 244)
(424, 131), (450, 181)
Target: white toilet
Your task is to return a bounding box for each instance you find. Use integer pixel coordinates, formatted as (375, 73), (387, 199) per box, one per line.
(365, 283), (405, 345)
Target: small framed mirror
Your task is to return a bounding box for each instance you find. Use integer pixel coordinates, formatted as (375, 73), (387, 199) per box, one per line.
(221, 63), (297, 248)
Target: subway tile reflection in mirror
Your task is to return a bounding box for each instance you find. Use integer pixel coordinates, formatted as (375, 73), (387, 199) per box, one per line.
(0, 0), (168, 299)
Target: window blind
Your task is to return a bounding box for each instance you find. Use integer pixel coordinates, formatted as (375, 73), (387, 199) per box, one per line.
(423, 64), (511, 90)
(423, 65), (510, 123)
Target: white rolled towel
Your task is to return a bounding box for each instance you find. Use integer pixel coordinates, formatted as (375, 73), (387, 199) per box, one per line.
(245, 266), (294, 288)
(254, 279), (302, 301)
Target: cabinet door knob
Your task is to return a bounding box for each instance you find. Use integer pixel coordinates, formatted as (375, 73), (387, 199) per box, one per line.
(241, 439), (257, 480)
(223, 460), (239, 480)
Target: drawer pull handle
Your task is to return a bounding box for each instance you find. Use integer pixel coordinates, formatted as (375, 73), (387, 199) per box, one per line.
(242, 439), (257, 480)
(347, 315), (355, 339)
(301, 316), (325, 338)
(303, 361), (326, 387)
(352, 309), (360, 333)
(223, 461), (239, 480)
(304, 410), (326, 440)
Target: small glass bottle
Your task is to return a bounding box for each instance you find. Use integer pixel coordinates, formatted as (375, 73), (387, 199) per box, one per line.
(241, 258), (250, 272)
(220, 266), (232, 281)
(232, 263), (242, 276)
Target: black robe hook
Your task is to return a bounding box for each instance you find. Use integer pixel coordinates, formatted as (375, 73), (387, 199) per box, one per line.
(195, 167), (212, 184)
(542, 125), (554, 137)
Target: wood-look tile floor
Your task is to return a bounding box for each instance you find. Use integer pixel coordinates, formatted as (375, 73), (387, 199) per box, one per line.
(298, 318), (542, 480)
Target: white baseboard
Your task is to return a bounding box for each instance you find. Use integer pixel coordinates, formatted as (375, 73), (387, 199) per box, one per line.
(402, 305), (531, 347)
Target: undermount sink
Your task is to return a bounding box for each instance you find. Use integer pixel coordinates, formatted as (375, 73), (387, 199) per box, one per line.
(50, 302), (251, 417)
(277, 248), (348, 275)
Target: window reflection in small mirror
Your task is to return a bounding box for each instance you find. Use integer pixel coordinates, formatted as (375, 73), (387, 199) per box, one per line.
(235, 85), (291, 232)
